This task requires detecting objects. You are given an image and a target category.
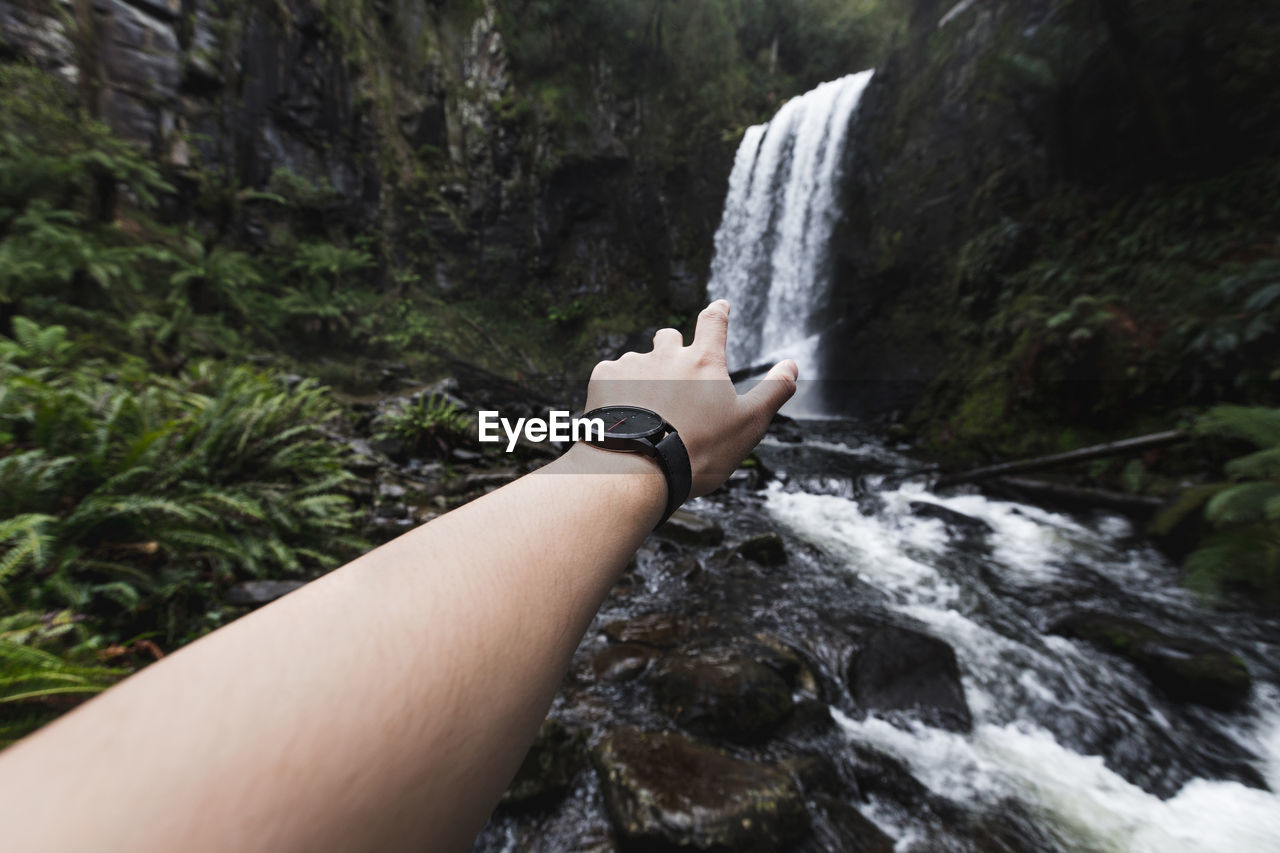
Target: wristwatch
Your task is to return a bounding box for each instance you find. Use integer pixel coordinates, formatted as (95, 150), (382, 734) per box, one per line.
(579, 405), (691, 526)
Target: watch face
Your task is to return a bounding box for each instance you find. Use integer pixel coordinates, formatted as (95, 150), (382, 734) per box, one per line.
(590, 406), (664, 439)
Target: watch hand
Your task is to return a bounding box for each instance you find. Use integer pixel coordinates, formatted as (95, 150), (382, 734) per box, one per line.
(608, 418), (627, 430)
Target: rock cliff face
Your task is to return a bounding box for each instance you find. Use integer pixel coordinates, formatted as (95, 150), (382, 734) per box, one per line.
(826, 0), (1280, 421)
(0, 0), (727, 344)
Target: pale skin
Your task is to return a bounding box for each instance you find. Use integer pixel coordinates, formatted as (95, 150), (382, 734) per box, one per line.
(0, 299), (798, 852)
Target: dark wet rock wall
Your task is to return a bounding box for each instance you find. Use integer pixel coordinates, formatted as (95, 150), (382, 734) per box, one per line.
(0, 0), (727, 341)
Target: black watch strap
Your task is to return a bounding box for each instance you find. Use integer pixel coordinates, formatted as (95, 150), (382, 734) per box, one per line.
(652, 431), (691, 526)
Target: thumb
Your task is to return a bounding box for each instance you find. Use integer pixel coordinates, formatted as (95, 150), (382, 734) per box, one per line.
(743, 359), (798, 419)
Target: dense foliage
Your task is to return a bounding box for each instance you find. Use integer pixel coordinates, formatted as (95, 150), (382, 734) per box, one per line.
(377, 392), (474, 457)
(916, 156), (1280, 456)
(496, 0), (908, 160)
(1176, 406), (1280, 602)
(0, 64), (376, 744)
(1, 0), (1275, 751)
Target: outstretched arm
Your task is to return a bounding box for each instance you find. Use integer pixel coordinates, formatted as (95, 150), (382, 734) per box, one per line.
(0, 300), (797, 852)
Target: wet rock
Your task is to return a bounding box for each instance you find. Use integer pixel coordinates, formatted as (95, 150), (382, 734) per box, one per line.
(593, 728), (809, 851)
(724, 467), (760, 490)
(592, 643), (658, 683)
(602, 613), (689, 648)
(1050, 613), (1251, 711)
(0, 0), (76, 79)
(96, 0), (181, 144)
(447, 468), (518, 496)
(125, 0), (181, 22)
(667, 554), (702, 581)
(377, 481), (408, 500)
(451, 448), (482, 463)
(369, 435), (405, 459)
(811, 795), (896, 853)
(779, 753), (844, 796)
(965, 801), (1068, 853)
(375, 502), (409, 520)
(772, 698), (835, 740)
(737, 532), (787, 566)
(419, 375), (463, 401)
(411, 507), (441, 525)
(849, 625), (972, 732)
(226, 580), (305, 606)
(345, 438), (373, 458)
(342, 481), (375, 508)
(502, 718), (584, 807)
(848, 744), (931, 806)
(650, 656), (793, 742)
(657, 510), (724, 547)
(403, 459), (445, 479)
(751, 633), (820, 698)
(768, 415), (804, 444)
(365, 515), (414, 542)
(908, 501), (993, 536)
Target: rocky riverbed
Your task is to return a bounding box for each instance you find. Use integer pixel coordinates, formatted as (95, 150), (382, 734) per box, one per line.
(474, 416), (1279, 852)
(231, 377), (1280, 851)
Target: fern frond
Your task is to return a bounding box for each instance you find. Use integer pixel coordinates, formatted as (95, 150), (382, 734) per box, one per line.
(1224, 446), (1280, 482)
(0, 512), (57, 583)
(193, 490), (267, 523)
(1195, 405), (1280, 449)
(1184, 525), (1280, 600)
(1205, 482), (1280, 526)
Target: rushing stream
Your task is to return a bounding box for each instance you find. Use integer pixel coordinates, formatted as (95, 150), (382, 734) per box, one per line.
(474, 420), (1280, 851)
(703, 68), (1279, 850)
(477, 70), (1280, 851)
(758, 424), (1280, 851)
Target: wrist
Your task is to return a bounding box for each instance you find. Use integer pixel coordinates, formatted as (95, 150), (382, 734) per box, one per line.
(549, 444), (667, 530)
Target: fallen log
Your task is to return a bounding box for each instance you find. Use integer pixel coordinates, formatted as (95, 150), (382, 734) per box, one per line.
(985, 477), (1166, 519)
(933, 429), (1188, 489)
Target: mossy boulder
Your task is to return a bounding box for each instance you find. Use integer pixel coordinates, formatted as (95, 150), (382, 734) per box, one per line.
(649, 655), (794, 742)
(592, 727), (809, 851)
(1050, 612), (1251, 710)
(501, 718), (585, 807)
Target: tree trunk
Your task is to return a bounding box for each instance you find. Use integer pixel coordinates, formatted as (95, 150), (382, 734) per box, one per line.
(933, 430), (1188, 488)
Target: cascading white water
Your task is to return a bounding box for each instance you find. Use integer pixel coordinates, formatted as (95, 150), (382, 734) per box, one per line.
(758, 433), (1280, 852)
(707, 70), (874, 377)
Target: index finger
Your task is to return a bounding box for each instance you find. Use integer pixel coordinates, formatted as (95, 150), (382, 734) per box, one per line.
(693, 299), (730, 357)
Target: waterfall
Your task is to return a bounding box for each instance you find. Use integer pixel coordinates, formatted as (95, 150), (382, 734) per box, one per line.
(707, 70), (874, 378)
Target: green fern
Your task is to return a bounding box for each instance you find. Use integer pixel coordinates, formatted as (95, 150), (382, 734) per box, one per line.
(1194, 404), (1280, 450)
(1, 348), (365, 644)
(1224, 447), (1280, 482)
(1178, 405), (1280, 601)
(0, 612), (127, 746)
(377, 393), (473, 457)
(1183, 526), (1280, 604)
(0, 514), (55, 580)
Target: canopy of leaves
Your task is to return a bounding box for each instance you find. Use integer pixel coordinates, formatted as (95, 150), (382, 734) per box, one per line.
(495, 0), (908, 161)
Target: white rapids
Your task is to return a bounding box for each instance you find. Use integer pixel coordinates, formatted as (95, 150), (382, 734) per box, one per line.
(765, 474), (1280, 853)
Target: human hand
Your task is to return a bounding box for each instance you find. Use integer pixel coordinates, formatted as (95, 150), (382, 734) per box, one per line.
(585, 299), (798, 497)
